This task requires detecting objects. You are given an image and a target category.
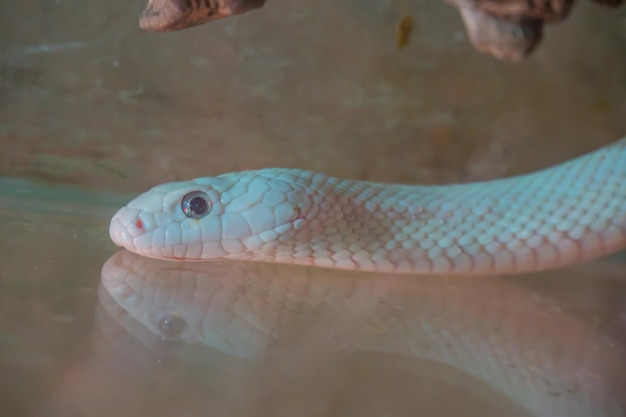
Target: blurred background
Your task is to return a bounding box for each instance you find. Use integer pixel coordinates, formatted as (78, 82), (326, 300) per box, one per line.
(2, 0), (625, 192)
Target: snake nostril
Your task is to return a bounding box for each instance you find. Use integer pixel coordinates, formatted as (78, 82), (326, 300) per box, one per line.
(135, 218), (143, 229)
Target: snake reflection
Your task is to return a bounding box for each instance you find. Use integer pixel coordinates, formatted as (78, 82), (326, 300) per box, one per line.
(99, 251), (626, 417)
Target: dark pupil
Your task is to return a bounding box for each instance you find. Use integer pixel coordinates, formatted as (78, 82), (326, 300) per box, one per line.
(158, 316), (186, 338)
(189, 196), (208, 215)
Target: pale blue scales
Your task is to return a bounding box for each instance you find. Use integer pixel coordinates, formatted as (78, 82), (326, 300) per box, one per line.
(109, 136), (626, 275)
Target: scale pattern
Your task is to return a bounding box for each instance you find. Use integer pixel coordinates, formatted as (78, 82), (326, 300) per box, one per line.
(109, 137), (626, 274)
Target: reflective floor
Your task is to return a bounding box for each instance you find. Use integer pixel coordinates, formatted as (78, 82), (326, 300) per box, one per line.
(1, 0), (626, 416)
(1, 176), (626, 417)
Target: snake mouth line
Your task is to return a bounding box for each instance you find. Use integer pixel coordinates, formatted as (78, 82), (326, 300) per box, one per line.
(146, 250), (217, 263)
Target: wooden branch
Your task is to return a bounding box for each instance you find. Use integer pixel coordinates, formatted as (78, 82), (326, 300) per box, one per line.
(137, 0), (624, 61)
(139, 0), (266, 32)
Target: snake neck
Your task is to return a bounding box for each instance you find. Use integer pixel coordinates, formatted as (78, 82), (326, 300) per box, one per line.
(295, 182), (483, 273)
(274, 151), (626, 274)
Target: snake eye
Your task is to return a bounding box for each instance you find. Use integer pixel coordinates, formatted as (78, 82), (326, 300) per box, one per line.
(158, 315), (186, 338)
(181, 191), (211, 219)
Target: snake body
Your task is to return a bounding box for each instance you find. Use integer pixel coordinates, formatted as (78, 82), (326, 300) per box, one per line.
(109, 137), (626, 274)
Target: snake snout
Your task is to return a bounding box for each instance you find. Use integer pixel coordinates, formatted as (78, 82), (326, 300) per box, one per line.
(109, 216), (132, 248)
(109, 207), (150, 251)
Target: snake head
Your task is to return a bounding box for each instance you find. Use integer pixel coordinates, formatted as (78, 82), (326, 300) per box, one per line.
(109, 171), (312, 261)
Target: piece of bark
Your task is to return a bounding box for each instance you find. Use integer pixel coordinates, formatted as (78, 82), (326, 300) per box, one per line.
(139, 0), (266, 32)
(137, 0), (623, 61)
(461, 11), (543, 61)
(475, 0), (576, 22)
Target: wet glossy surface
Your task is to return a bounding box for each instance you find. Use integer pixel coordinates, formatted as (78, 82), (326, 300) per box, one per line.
(1, 179), (625, 417)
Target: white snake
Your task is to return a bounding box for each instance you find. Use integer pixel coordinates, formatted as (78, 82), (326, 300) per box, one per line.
(109, 137), (626, 274)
